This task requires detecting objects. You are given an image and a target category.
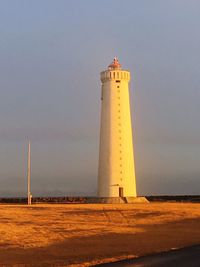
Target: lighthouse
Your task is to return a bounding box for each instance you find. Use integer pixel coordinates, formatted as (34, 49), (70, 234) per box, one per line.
(98, 58), (137, 199)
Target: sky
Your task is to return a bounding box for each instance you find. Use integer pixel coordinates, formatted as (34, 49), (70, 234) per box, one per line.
(0, 0), (200, 196)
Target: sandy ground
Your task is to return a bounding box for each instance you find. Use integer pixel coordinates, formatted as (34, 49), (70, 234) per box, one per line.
(0, 203), (200, 266)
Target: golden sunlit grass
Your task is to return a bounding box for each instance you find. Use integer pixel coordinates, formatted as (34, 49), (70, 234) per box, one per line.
(0, 203), (200, 266)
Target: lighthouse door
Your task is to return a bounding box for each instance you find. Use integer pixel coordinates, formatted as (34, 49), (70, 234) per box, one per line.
(119, 187), (124, 197)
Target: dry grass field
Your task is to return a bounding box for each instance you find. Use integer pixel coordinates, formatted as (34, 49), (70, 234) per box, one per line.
(0, 203), (200, 266)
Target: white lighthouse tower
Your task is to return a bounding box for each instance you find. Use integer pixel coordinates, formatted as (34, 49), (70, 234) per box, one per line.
(98, 58), (137, 200)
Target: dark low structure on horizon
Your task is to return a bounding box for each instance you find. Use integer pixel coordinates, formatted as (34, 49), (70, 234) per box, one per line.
(0, 195), (200, 204)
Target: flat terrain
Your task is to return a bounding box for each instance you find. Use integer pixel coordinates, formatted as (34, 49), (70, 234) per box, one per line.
(0, 203), (200, 266)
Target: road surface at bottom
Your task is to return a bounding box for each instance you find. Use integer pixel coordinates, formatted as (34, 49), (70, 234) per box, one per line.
(95, 245), (200, 267)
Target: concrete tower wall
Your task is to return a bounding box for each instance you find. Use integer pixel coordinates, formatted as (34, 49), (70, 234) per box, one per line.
(98, 64), (137, 198)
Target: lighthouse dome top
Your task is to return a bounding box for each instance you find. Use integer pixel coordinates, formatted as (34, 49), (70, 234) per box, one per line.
(101, 58), (130, 82)
(108, 57), (121, 70)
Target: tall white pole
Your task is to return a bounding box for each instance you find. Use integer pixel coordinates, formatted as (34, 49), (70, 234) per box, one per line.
(27, 140), (31, 205)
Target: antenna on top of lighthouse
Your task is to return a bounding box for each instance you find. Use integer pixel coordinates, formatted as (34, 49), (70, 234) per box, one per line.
(27, 140), (32, 205)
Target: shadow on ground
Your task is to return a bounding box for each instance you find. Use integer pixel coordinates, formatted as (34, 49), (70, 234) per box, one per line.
(0, 217), (200, 266)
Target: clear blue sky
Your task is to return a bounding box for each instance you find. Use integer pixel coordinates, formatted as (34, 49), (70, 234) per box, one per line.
(0, 0), (200, 196)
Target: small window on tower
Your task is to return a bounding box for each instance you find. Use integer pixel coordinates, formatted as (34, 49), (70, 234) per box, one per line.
(101, 87), (103, 100)
(116, 80), (120, 83)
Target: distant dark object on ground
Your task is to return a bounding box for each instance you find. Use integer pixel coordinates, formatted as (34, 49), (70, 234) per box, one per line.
(146, 195), (200, 203)
(0, 196), (86, 204)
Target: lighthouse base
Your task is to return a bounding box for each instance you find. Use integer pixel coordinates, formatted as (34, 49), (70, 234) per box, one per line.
(86, 197), (148, 204)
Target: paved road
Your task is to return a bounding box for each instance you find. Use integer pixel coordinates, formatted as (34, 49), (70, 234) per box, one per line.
(95, 245), (200, 267)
